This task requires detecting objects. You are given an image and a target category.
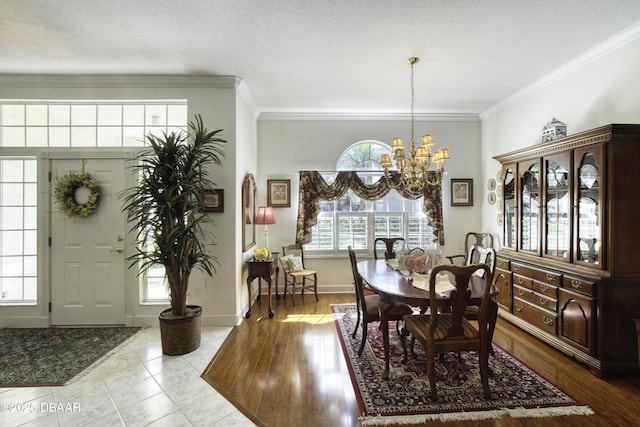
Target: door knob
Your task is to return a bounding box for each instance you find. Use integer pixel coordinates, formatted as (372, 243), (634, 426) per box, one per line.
(110, 247), (124, 253)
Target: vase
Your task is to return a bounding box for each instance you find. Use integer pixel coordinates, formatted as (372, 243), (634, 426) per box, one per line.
(159, 305), (202, 355)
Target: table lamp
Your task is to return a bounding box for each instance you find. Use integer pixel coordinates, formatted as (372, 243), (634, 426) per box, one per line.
(255, 206), (276, 252)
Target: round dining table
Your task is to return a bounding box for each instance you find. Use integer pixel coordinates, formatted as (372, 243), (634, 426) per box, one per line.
(357, 259), (498, 379)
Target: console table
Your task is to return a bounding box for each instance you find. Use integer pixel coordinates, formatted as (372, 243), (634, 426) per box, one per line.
(246, 253), (279, 319)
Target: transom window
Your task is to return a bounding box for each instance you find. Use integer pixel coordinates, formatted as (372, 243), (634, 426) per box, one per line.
(305, 141), (437, 256)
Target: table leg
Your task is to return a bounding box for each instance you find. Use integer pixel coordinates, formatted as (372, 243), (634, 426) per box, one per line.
(268, 277), (274, 318)
(245, 278), (252, 318)
(378, 300), (393, 379)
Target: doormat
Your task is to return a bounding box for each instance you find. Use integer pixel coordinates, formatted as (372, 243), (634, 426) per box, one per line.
(331, 303), (593, 425)
(0, 327), (142, 387)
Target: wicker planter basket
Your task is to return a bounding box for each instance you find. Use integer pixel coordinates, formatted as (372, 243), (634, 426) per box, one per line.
(159, 305), (202, 355)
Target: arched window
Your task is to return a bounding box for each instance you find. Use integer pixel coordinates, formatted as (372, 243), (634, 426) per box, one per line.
(305, 140), (437, 255)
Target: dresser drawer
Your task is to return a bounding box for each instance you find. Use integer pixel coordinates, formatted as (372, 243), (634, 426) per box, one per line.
(513, 297), (557, 336)
(513, 274), (533, 289)
(562, 275), (596, 297)
(532, 291), (558, 311)
(513, 284), (532, 301)
(496, 257), (510, 270)
(532, 269), (562, 286)
(532, 280), (558, 298)
(511, 262), (534, 277)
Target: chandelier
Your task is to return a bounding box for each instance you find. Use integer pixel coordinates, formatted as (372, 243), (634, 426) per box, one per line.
(380, 57), (450, 196)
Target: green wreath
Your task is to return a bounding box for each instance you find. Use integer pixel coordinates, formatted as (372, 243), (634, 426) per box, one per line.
(54, 171), (101, 218)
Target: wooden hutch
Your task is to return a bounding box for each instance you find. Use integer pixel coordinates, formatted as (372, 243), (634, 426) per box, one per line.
(493, 124), (640, 378)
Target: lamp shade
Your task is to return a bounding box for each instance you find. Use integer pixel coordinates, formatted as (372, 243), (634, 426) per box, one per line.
(255, 206), (276, 225)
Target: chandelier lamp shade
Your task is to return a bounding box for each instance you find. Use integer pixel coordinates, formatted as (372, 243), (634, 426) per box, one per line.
(380, 57), (450, 197)
(255, 206), (276, 251)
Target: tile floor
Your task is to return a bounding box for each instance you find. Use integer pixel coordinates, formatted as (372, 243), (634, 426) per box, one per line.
(0, 327), (255, 427)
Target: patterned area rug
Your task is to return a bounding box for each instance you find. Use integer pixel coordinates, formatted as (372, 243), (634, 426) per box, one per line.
(0, 327), (142, 387)
(331, 304), (593, 425)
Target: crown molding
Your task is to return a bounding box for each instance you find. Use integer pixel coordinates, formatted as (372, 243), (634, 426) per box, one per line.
(0, 74), (241, 89)
(480, 21), (640, 120)
(258, 111), (480, 121)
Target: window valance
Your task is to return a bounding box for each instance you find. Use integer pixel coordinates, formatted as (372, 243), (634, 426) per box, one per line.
(295, 171), (444, 246)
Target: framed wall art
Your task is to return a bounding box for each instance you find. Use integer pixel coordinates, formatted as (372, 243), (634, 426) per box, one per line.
(451, 178), (473, 206)
(203, 189), (224, 212)
(267, 179), (291, 207)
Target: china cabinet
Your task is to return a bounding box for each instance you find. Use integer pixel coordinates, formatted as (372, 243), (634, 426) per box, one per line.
(494, 124), (640, 377)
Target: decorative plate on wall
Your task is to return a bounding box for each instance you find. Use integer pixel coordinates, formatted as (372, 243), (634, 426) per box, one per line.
(497, 213), (503, 226)
(487, 178), (496, 191)
(488, 192), (496, 204)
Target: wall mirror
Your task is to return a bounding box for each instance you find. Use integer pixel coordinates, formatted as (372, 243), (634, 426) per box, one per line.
(242, 173), (257, 251)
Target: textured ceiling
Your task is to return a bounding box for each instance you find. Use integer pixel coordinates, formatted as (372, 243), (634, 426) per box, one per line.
(1, 0), (640, 116)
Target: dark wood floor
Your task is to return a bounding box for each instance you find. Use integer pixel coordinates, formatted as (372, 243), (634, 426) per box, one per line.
(202, 293), (640, 427)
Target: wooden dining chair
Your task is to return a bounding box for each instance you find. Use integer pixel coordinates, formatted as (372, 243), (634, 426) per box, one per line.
(400, 263), (494, 401)
(348, 246), (413, 356)
(279, 243), (318, 304)
(373, 237), (405, 260)
(446, 232), (494, 265)
(448, 244), (498, 355)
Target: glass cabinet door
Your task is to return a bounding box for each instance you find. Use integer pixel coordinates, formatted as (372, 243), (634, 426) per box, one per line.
(502, 166), (516, 249)
(544, 153), (571, 260)
(575, 145), (603, 267)
(519, 160), (541, 254)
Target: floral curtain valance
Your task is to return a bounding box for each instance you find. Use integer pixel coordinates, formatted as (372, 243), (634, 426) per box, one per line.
(295, 171), (444, 246)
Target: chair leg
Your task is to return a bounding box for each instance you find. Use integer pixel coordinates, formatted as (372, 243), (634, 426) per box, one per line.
(358, 319), (368, 356)
(399, 324), (410, 363)
(479, 338), (491, 399)
(487, 300), (498, 356)
(313, 273), (319, 301)
(352, 296), (361, 339)
(427, 348), (438, 401)
(291, 279), (297, 305)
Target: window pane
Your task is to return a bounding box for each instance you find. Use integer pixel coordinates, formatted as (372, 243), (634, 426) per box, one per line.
(26, 105), (48, 125)
(71, 105), (96, 126)
(2, 105), (25, 125)
(2, 127), (25, 147)
(26, 127), (48, 147)
(49, 105), (70, 125)
(98, 105), (123, 125)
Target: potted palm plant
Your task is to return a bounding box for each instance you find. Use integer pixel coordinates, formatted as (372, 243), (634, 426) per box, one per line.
(119, 114), (226, 355)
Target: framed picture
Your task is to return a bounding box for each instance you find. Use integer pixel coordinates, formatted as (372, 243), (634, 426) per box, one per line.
(268, 179), (291, 207)
(203, 189), (224, 212)
(451, 179), (473, 206)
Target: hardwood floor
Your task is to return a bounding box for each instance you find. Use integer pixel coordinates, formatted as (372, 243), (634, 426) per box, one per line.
(202, 293), (640, 427)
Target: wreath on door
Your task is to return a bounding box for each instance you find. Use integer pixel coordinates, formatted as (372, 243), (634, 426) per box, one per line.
(54, 171), (101, 218)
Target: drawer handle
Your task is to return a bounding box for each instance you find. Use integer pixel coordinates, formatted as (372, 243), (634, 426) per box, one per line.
(545, 273), (556, 282)
(543, 316), (554, 326)
(518, 277), (527, 285)
(518, 288), (527, 296)
(513, 265), (521, 272)
(540, 284), (550, 293)
(515, 303), (524, 312)
(539, 297), (548, 306)
(571, 280), (583, 289)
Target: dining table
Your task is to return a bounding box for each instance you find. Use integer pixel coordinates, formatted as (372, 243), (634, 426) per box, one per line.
(357, 259), (498, 379)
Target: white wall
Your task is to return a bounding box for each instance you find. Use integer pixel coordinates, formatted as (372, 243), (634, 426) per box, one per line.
(256, 119), (482, 292)
(0, 75), (250, 327)
(480, 36), (640, 244)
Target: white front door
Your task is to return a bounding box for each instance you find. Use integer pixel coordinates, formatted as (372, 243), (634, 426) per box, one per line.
(50, 158), (127, 325)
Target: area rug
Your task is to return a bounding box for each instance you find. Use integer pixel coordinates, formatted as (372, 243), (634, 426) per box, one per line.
(331, 303), (593, 425)
(0, 327), (142, 387)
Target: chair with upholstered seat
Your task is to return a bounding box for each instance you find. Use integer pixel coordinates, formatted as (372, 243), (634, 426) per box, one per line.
(374, 237), (405, 260)
(279, 243), (319, 304)
(400, 263), (494, 401)
(448, 244), (498, 355)
(348, 246), (413, 356)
